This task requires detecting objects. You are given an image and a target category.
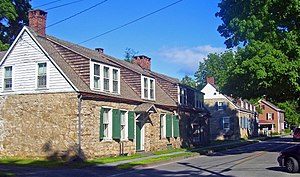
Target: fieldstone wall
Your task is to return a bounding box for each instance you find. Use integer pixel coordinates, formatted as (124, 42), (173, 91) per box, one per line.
(0, 93), (78, 158)
(204, 98), (240, 140)
(79, 100), (181, 159)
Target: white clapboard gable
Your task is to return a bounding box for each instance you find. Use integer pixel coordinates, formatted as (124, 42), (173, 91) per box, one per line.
(0, 27), (75, 95)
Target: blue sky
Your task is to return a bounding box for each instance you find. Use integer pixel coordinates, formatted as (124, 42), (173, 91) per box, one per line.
(31, 0), (227, 79)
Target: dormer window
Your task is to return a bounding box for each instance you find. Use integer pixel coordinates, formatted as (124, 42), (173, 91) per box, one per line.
(141, 75), (155, 100)
(91, 61), (120, 94)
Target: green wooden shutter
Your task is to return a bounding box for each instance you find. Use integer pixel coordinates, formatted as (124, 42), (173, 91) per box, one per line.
(128, 111), (134, 140)
(112, 109), (121, 140)
(166, 114), (172, 138)
(100, 108), (104, 140)
(160, 114), (163, 139)
(173, 115), (179, 138)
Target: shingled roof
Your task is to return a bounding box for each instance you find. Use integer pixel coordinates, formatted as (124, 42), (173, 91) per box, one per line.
(26, 27), (176, 107)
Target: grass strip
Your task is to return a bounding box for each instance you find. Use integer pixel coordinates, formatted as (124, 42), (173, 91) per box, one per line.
(87, 154), (145, 164)
(151, 148), (185, 155)
(0, 172), (16, 177)
(116, 152), (194, 169)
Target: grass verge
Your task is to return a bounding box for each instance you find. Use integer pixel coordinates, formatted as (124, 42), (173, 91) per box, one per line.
(151, 148), (185, 155)
(0, 172), (15, 177)
(116, 152), (194, 169)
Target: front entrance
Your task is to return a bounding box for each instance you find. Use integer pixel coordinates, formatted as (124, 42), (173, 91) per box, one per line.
(136, 121), (145, 151)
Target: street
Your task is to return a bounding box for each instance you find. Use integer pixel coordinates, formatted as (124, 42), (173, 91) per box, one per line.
(1, 137), (299, 177)
(108, 137), (299, 177)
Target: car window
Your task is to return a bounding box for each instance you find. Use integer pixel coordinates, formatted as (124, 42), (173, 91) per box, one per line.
(294, 128), (300, 134)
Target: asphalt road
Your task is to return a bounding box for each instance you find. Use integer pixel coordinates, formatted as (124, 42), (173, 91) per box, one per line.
(1, 136), (299, 177)
(108, 137), (300, 177)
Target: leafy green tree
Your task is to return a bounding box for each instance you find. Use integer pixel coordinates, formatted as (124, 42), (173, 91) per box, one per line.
(278, 101), (300, 127)
(181, 75), (196, 88)
(216, 0), (300, 102)
(195, 51), (236, 90)
(0, 0), (31, 51)
(124, 48), (138, 63)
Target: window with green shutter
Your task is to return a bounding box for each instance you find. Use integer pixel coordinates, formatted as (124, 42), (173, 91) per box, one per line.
(166, 114), (173, 138)
(112, 109), (121, 140)
(173, 115), (179, 138)
(128, 111), (134, 140)
(100, 108), (104, 140)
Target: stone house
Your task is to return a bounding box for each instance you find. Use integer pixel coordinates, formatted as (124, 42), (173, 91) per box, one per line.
(0, 10), (208, 159)
(257, 99), (285, 134)
(201, 77), (258, 140)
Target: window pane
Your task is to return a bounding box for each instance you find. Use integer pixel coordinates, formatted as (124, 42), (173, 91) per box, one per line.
(4, 67), (12, 78)
(103, 109), (109, 123)
(150, 79), (154, 89)
(104, 79), (109, 90)
(94, 64), (100, 76)
(104, 67), (109, 78)
(113, 69), (118, 80)
(38, 63), (47, 75)
(144, 78), (148, 88)
(113, 81), (118, 93)
(94, 76), (100, 89)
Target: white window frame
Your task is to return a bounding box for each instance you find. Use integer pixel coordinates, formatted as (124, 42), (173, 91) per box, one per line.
(36, 62), (49, 89)
(223, 117), (230, 131)
(120, 110), (128, 141)
(102, 107), (113, 140)
(141, 75), (155, 100)
(93, 63), (101, 90)
(3, 65), (13, 91)
(179, 87), (187, 105)
(160, 114), (166, 138)
(218, 101), (224, 110)
(90, 61), (120, 94)
(267, 113), (273, 120)
(245, 102), (249, 110)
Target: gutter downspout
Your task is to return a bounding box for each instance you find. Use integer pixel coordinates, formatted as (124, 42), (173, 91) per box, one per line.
(77, 94), (82, 158)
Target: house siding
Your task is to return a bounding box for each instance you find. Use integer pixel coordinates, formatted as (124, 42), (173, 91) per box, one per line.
(0, 31), (74, 94)
(120, 67), (141, 96)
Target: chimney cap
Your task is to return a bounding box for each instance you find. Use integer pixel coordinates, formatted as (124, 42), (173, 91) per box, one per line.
(28, 9), (48, 16)
(134, 55), (151, 60)
(95, 48), (104, 53)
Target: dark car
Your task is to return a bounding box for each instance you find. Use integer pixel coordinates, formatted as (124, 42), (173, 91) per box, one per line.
(293, 128), (300, 141)
(278, 145), (300, 173)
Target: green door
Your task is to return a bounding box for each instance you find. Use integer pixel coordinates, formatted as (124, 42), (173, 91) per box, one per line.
(136, 122), (141, 151)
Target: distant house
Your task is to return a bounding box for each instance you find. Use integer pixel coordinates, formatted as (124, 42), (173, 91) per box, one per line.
(201, 77), (258, 140)
(0, 10), (209, 159)
(257, 99), (285, 134)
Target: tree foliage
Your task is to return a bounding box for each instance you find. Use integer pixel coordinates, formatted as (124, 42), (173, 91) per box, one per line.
(215, 0), (300, 103)
(0, 0), (31, 51)
(124, 48), (138, 63)
(194, 51), (236, 91)
(181, 75), (196, 88)
(277, 101), (300, 127)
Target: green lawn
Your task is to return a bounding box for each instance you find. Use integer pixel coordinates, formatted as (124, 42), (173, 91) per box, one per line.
(116, 152), (194, 169)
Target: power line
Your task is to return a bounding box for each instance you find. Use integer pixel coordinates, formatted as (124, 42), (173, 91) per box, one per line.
(33, 0), (62, 9)
(45, 0), (85, 11)
(46, 0), (109, 29)
(78, 0), (184, 44)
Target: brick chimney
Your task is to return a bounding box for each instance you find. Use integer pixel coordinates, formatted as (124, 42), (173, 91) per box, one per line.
(207, 76), (215, 85)
(28, 9), (47, 36)
(133, 55), (151, 70)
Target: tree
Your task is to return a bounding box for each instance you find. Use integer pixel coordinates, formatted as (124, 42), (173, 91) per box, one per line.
(181, 75), (196, 88)
(0, 0), (31, 51)
(195, 51), (236, 90)
(124, 48), (138, 63)
(216, 0), (300, 102)
(278, 101), (300, 127)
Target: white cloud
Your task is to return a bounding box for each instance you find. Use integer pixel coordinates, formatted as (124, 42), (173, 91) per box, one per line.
(158, 45), (226, 75)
